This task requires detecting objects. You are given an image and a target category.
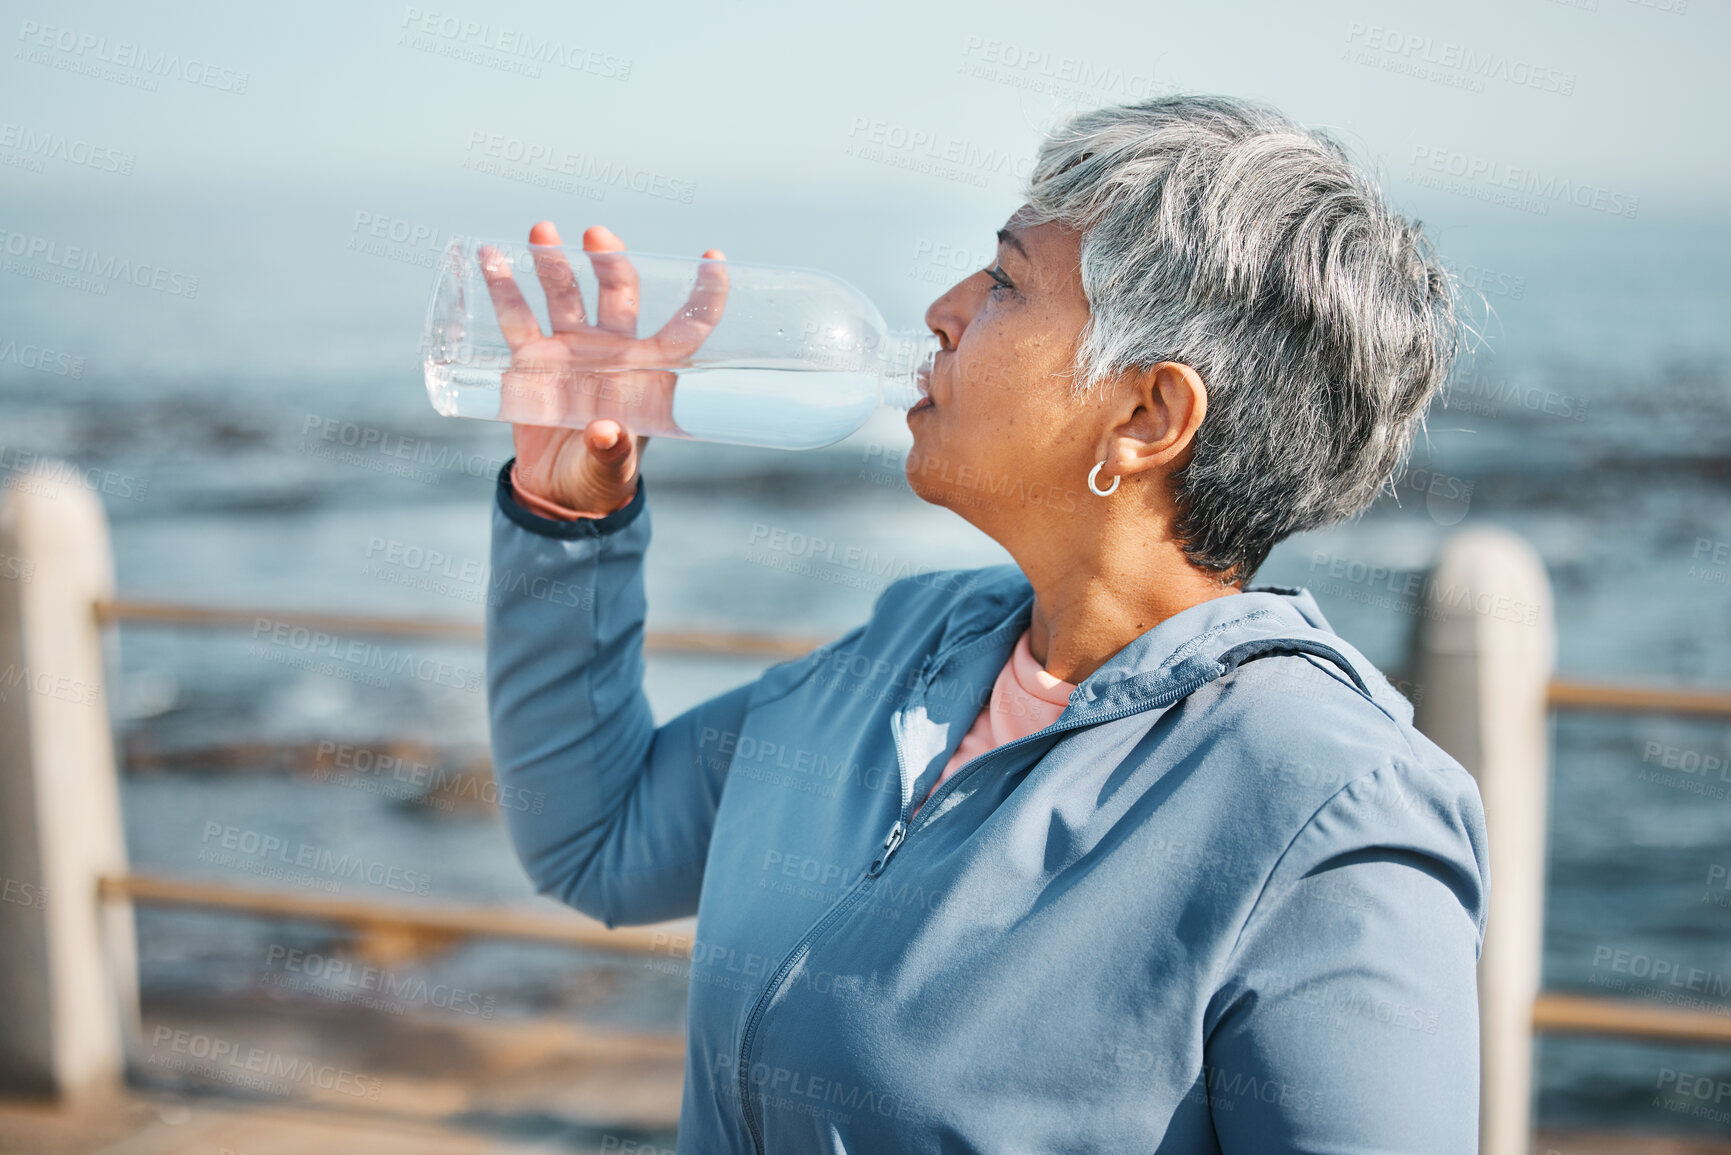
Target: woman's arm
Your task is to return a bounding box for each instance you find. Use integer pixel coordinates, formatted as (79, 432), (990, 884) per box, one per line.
(485, 464), (756, 927)
(1204, 762), (1489, 1152)
(479, 218), (750, 926)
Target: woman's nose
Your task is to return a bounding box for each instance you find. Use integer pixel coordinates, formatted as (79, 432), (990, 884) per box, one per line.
(924, 277), (976, 353)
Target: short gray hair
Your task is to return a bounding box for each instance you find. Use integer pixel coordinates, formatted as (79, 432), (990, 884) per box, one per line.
(1024, 94), (1459, 583)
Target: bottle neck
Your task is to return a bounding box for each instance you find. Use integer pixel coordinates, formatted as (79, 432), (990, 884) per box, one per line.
(876, 328), (938, 410)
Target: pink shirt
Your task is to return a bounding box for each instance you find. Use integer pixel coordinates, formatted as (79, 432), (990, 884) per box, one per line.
(910, 629), (1076, 819)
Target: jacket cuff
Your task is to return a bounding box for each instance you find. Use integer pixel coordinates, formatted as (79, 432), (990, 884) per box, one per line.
(494, 458), (646, 539)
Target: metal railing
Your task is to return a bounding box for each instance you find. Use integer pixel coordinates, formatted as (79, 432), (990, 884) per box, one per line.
(91, 592), (1731, 1054)
(95, 871), (1731, 1047)
(96, 596), (1731, 716)
(94, 597), (831, 658)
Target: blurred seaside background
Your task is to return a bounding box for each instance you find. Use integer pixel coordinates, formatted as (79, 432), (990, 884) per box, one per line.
(2, 0), (1729, 1147)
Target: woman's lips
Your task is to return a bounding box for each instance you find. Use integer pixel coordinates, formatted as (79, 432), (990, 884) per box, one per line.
(909, 362), (935, 413)
(907, 354), (937, 415)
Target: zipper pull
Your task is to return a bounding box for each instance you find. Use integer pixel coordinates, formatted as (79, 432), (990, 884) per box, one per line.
(867, 819), (906, 876)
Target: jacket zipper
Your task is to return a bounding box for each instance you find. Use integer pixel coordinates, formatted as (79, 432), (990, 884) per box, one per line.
(735, 637), (986, 1152)
(736, 850), (885, 1152)
(734, 665), (1221, 1152)
(736, 721), (925, 1152)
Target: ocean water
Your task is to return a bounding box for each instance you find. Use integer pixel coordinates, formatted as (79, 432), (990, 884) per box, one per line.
(3, 209), (1729, 1138)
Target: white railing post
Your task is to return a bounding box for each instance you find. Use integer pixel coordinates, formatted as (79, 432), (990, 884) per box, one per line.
(1412, 528), (1555, 1155)
(0, 462), (138, 1098)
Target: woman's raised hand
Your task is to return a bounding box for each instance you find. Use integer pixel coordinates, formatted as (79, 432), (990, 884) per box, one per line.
(481, 220), (727, 514)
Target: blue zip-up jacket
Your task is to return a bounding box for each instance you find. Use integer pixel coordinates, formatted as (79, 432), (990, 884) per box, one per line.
(485, 464), (1489, 1154)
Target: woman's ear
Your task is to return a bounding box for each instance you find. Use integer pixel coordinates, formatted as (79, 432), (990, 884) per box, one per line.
(1105, 361), (1207, 476)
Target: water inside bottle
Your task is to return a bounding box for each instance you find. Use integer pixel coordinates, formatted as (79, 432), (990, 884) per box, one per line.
(424, 360), (883, 451)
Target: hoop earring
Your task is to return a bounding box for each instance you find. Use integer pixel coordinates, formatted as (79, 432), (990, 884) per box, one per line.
(1088, 461), (1119, 497)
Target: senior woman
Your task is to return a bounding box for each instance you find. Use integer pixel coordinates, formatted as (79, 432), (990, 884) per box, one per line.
(483, 95), (1486, 1153)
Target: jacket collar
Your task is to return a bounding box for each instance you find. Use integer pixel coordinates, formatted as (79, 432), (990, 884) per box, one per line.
(932, 567), (1406, 725)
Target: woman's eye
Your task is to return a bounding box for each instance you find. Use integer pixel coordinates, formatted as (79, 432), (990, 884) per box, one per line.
(985, 265), (1014, 292)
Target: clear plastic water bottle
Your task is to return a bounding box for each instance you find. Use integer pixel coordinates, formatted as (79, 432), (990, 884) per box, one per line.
(421, 237), (936, 451)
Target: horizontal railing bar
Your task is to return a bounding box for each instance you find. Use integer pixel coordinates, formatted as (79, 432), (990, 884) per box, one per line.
(100, 873), (691, 957)
(97, 599), (482, 640)
(1533, 991), (1731, 1045)
(100, 598), (1731, 710)
(101, 875), (1731, 1047)
(1547, 678), (1731, 718)
(93, 598), (827, 658)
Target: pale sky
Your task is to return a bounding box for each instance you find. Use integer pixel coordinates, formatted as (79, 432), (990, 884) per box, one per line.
(2, 0), (1724, 377)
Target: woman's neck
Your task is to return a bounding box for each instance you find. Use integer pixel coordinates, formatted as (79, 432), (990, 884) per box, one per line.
(1020, 534), (1237, 685)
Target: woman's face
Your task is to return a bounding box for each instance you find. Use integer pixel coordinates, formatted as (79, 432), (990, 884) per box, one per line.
(909, 207), (1101, 533)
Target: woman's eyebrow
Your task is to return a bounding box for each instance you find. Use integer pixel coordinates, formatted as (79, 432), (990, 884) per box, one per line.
(996, 228), (1029, 259)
